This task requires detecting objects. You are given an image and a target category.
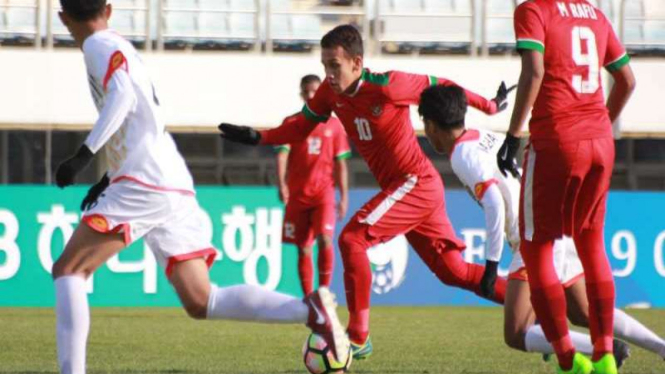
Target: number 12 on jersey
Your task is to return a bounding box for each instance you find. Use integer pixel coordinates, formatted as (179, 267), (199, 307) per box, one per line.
(355, 117), (372, 141)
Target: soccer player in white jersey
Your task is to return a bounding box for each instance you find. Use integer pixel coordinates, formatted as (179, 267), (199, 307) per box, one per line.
(52, 1), (349, 373)
(418, 85), (665, 365)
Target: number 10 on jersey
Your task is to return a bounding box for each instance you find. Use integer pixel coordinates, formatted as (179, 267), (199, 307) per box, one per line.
(355, 117), (372, 141)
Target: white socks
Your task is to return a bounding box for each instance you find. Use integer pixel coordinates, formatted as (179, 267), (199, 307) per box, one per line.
(206, 284), (309, 323)
(525, 324), (593, 355)
(55, 276), (90, 374)
(524, 308), (665, 358)
(614, 308), (665, 357)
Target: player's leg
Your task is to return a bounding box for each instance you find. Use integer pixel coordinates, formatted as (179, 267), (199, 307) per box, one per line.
(571, 138), (616, 365)
(405, 201), (506, 304)
(566, 278), (665, 359)
(283, 203), (315, 295)
(338, 176), (425, 347)
(504, 278), (537, 351)
(313, 202), (336, 288)
(168, 257), (308, 321)
(519, 140), (582, 371)
(52, 224), (127, 374)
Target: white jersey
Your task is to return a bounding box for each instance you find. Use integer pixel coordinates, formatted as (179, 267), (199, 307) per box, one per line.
(82, 30), (194, 193)
(450, 129), (521, 262)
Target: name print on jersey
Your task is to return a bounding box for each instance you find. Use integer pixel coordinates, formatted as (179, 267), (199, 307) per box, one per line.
(557, 1), (598, 20)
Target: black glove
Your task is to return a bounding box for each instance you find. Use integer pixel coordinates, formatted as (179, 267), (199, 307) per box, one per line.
(55, 145), (94, 188)
(497, 133), (521, 179)
(218, 123), (261, 145)
(480, 260), (499, 299)
(492, 81), (517, 112)
(81, 173), (110, 211)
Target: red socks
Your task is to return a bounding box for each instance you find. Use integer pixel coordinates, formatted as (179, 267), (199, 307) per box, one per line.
(318, 243), (334, 288)
(298, 250), (314, 295)
(574, 229), (615, 360)
(521, 239), (575, 370)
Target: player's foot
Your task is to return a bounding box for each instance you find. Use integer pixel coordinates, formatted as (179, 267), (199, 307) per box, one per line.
(350, 335), (373, 360)
(304, 287), (350, 363)
(556, 353), (593, 374)
(612, 339), (630, 369)
(592, 354), (618, 374)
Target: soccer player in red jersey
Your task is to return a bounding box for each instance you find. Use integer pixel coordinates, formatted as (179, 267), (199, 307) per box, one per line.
(497, 1), (636, 373)
(219, 25), (513, 359)
(276, 74), (351, 295)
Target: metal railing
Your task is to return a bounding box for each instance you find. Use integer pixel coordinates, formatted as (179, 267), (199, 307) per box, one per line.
(375, 0), (477, 55)
(619, 0), (665, 47)
(45, 0), (152, 49)
(156, 0), (261, 51)
(266, 2), (369, 53)
(0, 0), (663, 54)
(0, 0), (41, 49)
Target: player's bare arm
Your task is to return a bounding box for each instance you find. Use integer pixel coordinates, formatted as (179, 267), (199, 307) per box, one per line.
(276, 149), (290, 204)
(606, 64), (636, 124)
(497, 50), (544, 178)
(334, 157), (348, 220)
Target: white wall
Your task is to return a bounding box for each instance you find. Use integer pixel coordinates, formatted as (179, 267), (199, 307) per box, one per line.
(0, 49), (663, 135)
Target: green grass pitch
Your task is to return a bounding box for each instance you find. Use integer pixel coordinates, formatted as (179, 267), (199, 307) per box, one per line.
(1, 307), (663, 373)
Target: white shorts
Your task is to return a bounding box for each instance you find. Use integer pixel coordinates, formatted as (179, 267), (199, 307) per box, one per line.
(82, 180), (216, 276)
(508, 236), (584, 287)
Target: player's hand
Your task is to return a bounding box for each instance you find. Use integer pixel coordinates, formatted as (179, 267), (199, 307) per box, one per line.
(278, 185), (289, 204)
(492, 81), (517, 113)
(497, 133), (521, 179)
(81, 173), (110, 211)
(218, 123), (261, 145)
(337, 197), (348, 221)
(55, 145), (94, 188)
(480, 260), (499, 299)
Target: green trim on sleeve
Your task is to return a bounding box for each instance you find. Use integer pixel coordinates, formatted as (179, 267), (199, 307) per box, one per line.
(429, 75), (438, 86)
(361, 69), (390, 86)
(302, 104), (329, 123)
(516, 39), (545, 53)
(335, 151), (352, 160)
(275, 145), (290, 153)
(605, 53), (630, 72)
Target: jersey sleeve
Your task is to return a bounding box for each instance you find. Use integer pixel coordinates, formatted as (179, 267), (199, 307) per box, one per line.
(385, 71), (497, 114)
(274, 145), (291, 153)
(260, 112), (318, 145)
(332, 119), (351, 160)
(383, 71), (432, 106)
(603, 19), (630, 72)
(450, 148), (498, 201)
(514, 1), (546, 54)
(451, 147), (505, 262)
(84, 69), (137, 153)
(302, 80), (333, 123)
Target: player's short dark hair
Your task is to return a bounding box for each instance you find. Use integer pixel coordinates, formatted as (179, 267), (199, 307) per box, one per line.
(321, 24), (364, 58)
(300, 74), (321, 88)
(60, 0), (106, 21)
(418, 85), (467, 130)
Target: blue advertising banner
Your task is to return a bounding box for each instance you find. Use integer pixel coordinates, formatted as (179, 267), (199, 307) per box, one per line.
(0, 186), (663, 307)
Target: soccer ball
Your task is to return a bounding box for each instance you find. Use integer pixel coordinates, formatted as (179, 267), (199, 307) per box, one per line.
(302, 333), (352, 374)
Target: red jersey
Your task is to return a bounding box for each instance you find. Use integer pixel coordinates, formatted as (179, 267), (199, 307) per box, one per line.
(276, 115), (350, 205)
(263, 69), (497, 190)
(514, 0), (629, 141)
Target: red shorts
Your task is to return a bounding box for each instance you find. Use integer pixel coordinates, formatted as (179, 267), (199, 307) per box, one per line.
(346, 173), (466, 252)
(283, 200), (336, 248)
(519, 137), (615, 242)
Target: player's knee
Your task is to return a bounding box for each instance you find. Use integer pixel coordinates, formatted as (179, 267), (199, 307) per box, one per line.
(504, 330), (527, 351)
(300, 246), (313, 256)
(568, 312), (589, 328)
(182, 299), (208, 320)
(338, 228), (363, 256)
(318, 235), (333, 249)
(51, 257), (90, 280)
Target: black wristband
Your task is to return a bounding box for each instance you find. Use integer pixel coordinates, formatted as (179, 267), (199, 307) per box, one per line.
(485, 260), (499, 273)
